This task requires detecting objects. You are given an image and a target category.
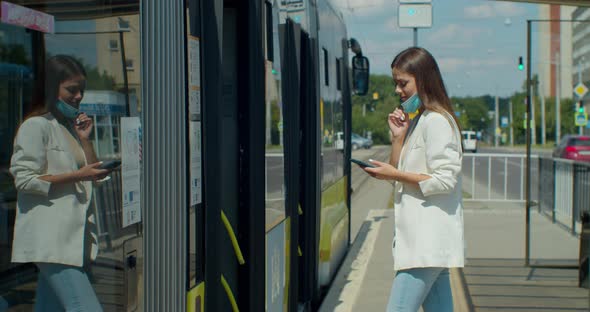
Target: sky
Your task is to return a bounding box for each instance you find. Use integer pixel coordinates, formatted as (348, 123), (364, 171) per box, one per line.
(330, 0), (540, 97)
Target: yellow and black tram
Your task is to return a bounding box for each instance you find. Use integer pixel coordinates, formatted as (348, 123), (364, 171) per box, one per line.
(0, 0), (369, 311)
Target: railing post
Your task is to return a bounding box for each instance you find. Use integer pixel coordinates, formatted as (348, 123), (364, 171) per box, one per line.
(537, 157), (545, 214)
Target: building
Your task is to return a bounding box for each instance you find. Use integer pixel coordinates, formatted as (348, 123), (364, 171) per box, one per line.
(537, 4), (575, 99)
(572, 7), (590, 99)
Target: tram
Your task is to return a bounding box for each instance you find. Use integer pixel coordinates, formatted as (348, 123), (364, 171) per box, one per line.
(0, 0), (369, 311)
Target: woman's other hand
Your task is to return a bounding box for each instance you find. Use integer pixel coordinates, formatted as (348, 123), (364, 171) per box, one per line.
(364, 159), (399, 180)
(76, 162), (109, 181)
(74, 113), (93, 140)
(388, 108), (409, 140)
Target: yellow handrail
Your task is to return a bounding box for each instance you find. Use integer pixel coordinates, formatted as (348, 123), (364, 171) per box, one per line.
(221, 274), (239, 312)
(221, 210), (245, 265)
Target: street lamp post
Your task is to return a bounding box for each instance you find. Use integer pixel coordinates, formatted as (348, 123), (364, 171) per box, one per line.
(556, 52), (561, 143)
(578, 57), (585, 135)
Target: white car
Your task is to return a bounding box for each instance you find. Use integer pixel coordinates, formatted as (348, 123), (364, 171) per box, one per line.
(462, 130), (478, 153)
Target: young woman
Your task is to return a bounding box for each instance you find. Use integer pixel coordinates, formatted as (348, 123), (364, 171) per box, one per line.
(364, 47), (464, 312)
(10, 55), (110, 311)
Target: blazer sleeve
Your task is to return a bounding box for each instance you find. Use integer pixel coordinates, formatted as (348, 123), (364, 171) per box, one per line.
(10, 118), (52, 196)
(417, 113), (462, 197)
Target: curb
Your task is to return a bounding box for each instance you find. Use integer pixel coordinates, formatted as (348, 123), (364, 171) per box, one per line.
(450, 268), (475, 312)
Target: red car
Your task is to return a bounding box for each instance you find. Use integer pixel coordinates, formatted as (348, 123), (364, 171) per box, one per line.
(553, 135), (590, 161)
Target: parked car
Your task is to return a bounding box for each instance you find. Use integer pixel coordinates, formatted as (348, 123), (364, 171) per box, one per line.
(553, 135), (590, 161)
(351, 133), (372, 150)
(461, 130), (478, 153)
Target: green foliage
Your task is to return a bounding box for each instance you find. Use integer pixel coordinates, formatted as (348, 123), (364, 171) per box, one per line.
(351, 75), (398, 144)
(352, 74), (581, 146)
(0, 44), (30, 65)
(85, 68), (116, 90)
(352, 75), (491, 144)
(451, 96), (491, 131)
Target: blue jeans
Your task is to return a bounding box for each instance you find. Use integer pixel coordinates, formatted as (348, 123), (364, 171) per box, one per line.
(34, 263), (103, 312)
(386, 267), (453, 312)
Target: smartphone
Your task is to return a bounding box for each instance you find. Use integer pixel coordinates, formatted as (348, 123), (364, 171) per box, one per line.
(98, 160), (122, 170)
(351, 158), (375, 168)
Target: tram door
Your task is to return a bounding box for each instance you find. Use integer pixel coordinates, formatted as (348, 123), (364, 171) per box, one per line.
(297, 31), (321, 308)
(219, 5), (242, 312)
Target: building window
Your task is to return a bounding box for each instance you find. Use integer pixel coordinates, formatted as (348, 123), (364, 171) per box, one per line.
(109, 39), (119, 51)
(118, 18), (130, 31)
(126, 59), (134, 70)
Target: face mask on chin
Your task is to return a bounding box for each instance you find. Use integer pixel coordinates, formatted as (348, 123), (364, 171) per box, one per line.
(400, 93), (422, 114)
(55, 99), (80, 119)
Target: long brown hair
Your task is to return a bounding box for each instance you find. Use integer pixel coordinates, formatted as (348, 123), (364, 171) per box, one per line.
(26, 55), (87, 120)
(391, 47), (463, 138)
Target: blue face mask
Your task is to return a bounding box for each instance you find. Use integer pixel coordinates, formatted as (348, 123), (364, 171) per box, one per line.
(56, 99), (79, 119)
(400, 93), (422, 114)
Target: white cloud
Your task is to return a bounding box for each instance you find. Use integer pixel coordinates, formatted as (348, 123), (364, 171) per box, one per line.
(385, 17), (399, 32)
(464, 2), (527, 19)
(464, 4), (494, 19)
(426, 24), (483, 44)
(438, 57), (510, 73)
(494, 2), (527, 16)
(330, 0), (393, 17)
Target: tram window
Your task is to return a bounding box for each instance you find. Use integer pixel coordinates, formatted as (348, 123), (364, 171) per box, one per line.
(265, 1), (274, 62)
(323, 48), (329, 86)
(1, 2), (142, 310)
(336, 57), (341, 91)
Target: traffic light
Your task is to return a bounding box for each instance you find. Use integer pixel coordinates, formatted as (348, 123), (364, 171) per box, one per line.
(518, 56), (524, 71)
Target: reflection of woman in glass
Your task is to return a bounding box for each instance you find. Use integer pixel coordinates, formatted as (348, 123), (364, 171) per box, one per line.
(10, 55), (108, 311)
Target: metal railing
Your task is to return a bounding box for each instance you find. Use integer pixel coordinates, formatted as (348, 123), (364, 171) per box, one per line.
(538, 157), (590, 235)
(93, 169), (124, 249)
(461, 153), (590, 235)
(462, 153), (537, 202)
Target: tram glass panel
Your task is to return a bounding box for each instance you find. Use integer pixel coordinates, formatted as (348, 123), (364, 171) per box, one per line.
(265, 1), (287, 232)
(0, 2), (142, 310)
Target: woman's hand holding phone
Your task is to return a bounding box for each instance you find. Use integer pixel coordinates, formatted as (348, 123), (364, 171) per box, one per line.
(77, 162), (110, 181)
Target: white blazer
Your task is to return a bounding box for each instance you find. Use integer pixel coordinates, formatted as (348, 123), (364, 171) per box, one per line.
(392, 109), (464, 271)
(10, 114), (98, 267)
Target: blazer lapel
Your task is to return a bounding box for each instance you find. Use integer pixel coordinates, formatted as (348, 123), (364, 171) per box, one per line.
(399, 114), (424, 170)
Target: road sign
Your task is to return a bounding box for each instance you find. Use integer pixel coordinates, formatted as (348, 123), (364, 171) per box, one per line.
(399, 4), (432, 28)
(501, 116), (509, 128)
(575, 112), (588, 127)
(574, 83), (588, 99)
